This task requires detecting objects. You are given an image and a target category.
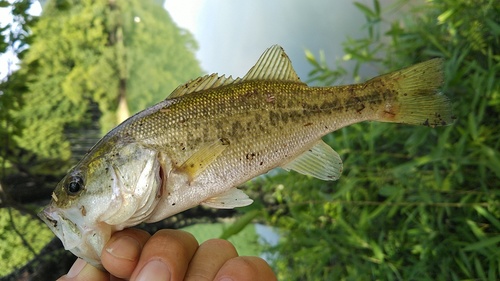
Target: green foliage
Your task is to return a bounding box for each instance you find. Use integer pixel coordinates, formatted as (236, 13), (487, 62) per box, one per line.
(0, 0), (38, 171)
(0, 0), (38, 56)
(9, 0), (201, 161)
(219, 208), (262, 240)
(0, 208), (53, 276)
(121, 0), (201, 114)
(0, 0), (202, 276)
(182, 222), (263, 257)
(262, 0), (500, 280)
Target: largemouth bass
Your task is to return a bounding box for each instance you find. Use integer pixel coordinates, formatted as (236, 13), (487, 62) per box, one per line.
(38, 45), (454, 268)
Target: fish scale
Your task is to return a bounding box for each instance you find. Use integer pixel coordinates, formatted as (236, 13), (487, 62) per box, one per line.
(126, 81), (376, 160)
(38, 45), (455, 269)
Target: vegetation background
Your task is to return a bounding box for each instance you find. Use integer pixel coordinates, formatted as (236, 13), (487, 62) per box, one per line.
(261, 0), (500, 279)
(0, 0), (498, 280)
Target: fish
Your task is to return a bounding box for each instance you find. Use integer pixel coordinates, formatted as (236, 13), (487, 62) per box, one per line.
(38, 45), (454, 269)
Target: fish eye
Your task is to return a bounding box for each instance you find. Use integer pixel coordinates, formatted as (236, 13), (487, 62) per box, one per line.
(66, 176), (84, 196)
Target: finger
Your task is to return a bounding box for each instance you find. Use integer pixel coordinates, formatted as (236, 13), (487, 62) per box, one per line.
(184, 239), (238, 281)
(101, 228), (151, 279)
(130, 229), (199, 281)
(214, 256), (277, 281)
(57, 258), (109, 281)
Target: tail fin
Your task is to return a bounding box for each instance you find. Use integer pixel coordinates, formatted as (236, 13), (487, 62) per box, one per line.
(371, 58), (455, 127)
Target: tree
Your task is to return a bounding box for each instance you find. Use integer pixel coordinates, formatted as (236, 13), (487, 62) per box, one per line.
(0, 0), (39, 195)
(0, 0), (50, 225)
(0, 0), (201, 203)
(13, 0), (201, 161)
(0, 0), (202, 277)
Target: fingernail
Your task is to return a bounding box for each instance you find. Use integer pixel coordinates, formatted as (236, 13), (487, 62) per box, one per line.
(106, 235), (141, 261)
(136, 260), (171, 281)
(66, 258), (86, 278)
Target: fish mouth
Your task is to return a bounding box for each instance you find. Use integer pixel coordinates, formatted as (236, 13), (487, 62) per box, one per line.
(38, 206), (82, 251)
(38, 205), (109, 269)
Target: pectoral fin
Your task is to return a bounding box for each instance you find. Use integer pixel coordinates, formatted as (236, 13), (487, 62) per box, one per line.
(202, 188), (254, 209)
(179, 138), (230, 179)
(281, 140), (343, 181)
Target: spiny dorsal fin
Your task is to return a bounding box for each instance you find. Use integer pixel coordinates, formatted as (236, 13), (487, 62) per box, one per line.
(167, 45), (302, 99)
(243, 45), (303, 82)
(281, 140), (343, 181)
(168, 74), (239, 99)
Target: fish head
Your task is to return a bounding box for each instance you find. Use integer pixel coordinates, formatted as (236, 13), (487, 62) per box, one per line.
(38, 140), (164, 268)
(38, 163), (113, 269)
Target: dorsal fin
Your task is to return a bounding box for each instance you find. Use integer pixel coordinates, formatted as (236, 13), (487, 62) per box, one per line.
(243, 45), (303, 82)
(168, 74), (240, 99)
(167, 45), (302, 99)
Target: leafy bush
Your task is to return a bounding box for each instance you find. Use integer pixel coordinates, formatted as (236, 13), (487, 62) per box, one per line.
(0, 208), (53, 276)
(264, 0), (500, 280)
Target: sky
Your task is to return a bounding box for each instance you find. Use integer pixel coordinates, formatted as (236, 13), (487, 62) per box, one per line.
(0, 1), (42, 79)
(1, 0), (379, 81)
(164, 0), (375, 80)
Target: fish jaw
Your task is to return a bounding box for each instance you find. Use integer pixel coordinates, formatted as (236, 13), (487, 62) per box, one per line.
(38, 142), (164, 267)
(38, 204), (113, 269)
(38, 205), (82, 250)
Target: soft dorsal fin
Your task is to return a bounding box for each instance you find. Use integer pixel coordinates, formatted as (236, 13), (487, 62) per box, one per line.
(168, 74), (240, 99)
(243, 45), (303, 82)
(281, 140), (343, 181)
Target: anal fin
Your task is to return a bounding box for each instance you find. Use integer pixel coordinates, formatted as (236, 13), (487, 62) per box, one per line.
(202, 188), (254, 209)
(281, 140), (343, 181)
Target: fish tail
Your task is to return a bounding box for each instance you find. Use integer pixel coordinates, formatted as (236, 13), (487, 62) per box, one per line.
(370, 58), (455, 127)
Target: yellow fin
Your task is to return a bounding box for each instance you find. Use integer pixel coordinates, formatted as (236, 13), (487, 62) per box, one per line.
(281, 140), (343, 181)
(202, 188), (253, 209)
(243, 45), (304, 82)
(168, 74), (240, 99)
(179, 138), (230, 179)
(371, 58), (455, 127)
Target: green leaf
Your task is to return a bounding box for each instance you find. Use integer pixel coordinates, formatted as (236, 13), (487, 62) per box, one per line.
(219, 209), (261, 240)
(304, 49), (320, 68)
(474, 205), (500, 230)
(437, 9), (454, 24)
(354, 2), (376, 18)
(463, 236), (500, 252)
(485, 18), (500, 36)
(378, 185), (400, 197)
(373, 0), (380, 16)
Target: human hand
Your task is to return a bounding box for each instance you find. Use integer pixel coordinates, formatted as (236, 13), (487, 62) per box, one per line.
(57, 228), (277, 281)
